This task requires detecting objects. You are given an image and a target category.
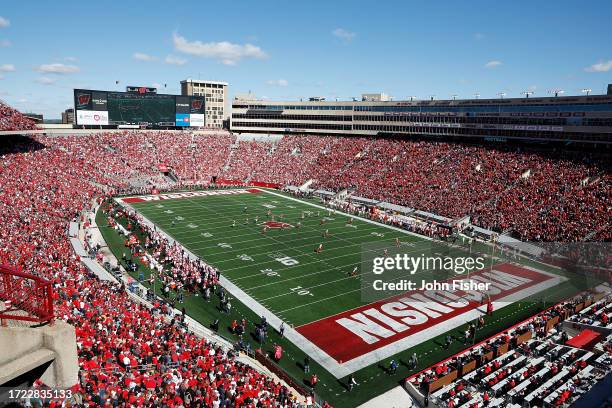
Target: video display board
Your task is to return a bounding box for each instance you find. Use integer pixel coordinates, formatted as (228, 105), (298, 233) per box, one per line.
(74, 89), (205, 127)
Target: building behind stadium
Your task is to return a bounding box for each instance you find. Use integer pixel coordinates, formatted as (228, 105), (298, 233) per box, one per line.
(181, 79), (229, 129)
(230, 88), (612, 146)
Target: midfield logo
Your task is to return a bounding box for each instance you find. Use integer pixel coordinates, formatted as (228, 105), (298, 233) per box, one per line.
(260, 221), (293, 229)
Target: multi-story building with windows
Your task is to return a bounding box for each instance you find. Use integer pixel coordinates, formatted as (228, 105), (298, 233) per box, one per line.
(181, 79), (228, 128)
(231, 90), (612, 145)
(61, 108), (74, 125)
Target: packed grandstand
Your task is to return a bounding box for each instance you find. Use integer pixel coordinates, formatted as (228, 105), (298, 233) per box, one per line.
(0, 98), (611, 408)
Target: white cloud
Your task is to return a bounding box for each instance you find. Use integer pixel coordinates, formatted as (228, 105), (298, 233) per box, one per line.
(266, 79), (289, 87)
(172, 32), (267, 65)
(0, 17), (10, 28)
(133, 52), (157, 62)
(585, 60), (612, 72)
(152, 82), (162, 89)
(36, 63), (80, 74)
(332, 28), (356, 41)
(485, 60), (502, 68)
(64, 56), (78, 62)
(164, 54), (187, 66)
(0, 39), (10, 47)
(35, 77), (56, 85)
(0, 64), (15, 72)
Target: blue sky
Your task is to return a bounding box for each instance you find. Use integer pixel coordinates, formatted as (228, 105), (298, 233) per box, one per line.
(0, 0), (611, 118)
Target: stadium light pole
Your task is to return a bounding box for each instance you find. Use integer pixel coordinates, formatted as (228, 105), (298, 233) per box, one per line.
(548, 89), (564, 97)
(521, 91), (534, 98)
(497, 92), (506, 99)
(451, 94), (458, 100)
(473, 93), (480, 99)
(581, 88), (592, 96)
(408, 96), (417, 102)
(429, 95), (436, 101)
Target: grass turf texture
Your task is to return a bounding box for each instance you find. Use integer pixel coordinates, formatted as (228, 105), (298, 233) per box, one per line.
(96, 188), (592, 408)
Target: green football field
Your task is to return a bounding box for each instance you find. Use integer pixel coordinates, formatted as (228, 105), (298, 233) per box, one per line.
(127, 189), (429, 326)
(102, 187), (591, 407)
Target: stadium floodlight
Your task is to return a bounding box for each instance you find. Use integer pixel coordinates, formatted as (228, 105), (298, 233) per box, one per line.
(408, 96), (417, 101)
(451, 94), (458, 100)
(497, 92), (506, 99)
(473, 93), (480, 99)
(581, 88), (592, 96)
(548, 89), (564, 97)
(521, 91), (534, 98)
(429, 95), (436, 101)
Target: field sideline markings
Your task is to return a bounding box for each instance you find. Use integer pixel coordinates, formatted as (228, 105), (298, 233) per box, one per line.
(136, 192), (480, 310)
(241, 242), (438, 291)
(214, 238), (434, 274)
(165, 195), (427, 321)
(119, 193), (531, 379)
(260, 189), (433, 241)
(136, 194), (505, 304)
(178, 197), (352, 280)
(149, 195), (417, 277)
(138, 199), (390, 246)
(141, 202), (384, 239)
(137, 196), (429, 277)
(249, 243), (485, 309)
(120, 192), (571, 380)
(184, 223), (387, 253)
(165, 194), (389, 331)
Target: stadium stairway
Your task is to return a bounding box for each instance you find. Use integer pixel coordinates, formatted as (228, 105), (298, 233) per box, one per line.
(298, 178), (315, 191)
(332, 187), (352, 202)
(164, 171), (179, 183)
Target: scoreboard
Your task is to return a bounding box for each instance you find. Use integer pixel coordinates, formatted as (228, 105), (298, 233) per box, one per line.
(74, 88), (205, 127)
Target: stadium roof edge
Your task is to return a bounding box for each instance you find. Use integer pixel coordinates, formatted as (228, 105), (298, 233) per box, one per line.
(181, 79), (229, 86)
(232, 92), (612, 105)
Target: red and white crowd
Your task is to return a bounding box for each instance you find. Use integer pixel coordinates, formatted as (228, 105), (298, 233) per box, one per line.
(219, 135), (610, 242)
(0, 134), (302, 407)
(0, 101), (609, 406)
(0, 101), (37, 132)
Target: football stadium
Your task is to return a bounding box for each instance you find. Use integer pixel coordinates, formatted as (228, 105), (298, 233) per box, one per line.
(0, 3), (611, 408)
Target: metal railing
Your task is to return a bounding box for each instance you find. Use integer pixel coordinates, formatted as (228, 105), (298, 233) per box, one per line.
(0, 264), (54, 325)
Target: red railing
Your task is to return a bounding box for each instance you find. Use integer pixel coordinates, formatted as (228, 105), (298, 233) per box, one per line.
(0, 265), (54, 325)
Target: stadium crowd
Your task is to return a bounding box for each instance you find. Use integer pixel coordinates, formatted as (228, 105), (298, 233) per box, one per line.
(0, 101), (37, 131)
(219, 135), (610, 242)
(0, 134), (303, 407)
(0, 102), (609, 243)
(0, 99), (609, 406)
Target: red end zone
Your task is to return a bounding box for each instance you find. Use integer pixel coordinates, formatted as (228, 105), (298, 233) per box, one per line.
(121, 188), (262, 203)
(296, 263), (558, 363)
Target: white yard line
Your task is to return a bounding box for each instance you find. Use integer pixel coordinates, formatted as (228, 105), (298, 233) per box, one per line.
(261, 189), (433, 241)
(213, 240), (432, 272)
